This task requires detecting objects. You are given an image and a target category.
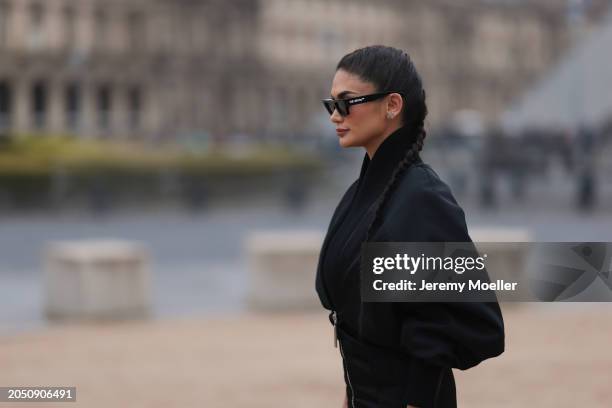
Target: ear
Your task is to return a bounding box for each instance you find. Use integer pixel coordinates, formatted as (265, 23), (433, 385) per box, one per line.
(386, 93), (403, 118)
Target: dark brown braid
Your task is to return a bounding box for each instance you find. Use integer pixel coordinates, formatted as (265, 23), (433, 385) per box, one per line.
(365, 114), (427, 242)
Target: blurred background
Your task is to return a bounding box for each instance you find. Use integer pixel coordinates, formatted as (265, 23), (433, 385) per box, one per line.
(1, 0), (612, 407)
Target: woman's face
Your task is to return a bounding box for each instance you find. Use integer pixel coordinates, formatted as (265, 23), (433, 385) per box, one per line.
(329, 69), (402, 157)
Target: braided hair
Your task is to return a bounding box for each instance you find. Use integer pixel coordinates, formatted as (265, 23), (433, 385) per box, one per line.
(335, 45), (428, 242)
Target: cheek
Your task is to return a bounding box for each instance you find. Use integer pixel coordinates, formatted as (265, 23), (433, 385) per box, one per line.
(348, 109), (384, 143)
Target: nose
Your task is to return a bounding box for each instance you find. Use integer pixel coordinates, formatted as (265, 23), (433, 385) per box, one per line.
(330, 108), (343, 124)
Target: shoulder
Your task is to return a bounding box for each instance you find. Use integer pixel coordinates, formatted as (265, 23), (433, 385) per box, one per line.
(378, 162), (471, 242)
(396, 162), (453, 199)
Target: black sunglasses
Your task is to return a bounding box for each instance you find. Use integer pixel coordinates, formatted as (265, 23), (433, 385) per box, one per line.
(321, 92), (404, 116)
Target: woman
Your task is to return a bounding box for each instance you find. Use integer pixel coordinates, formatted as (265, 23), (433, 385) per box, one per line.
(315, 45), (505, 408)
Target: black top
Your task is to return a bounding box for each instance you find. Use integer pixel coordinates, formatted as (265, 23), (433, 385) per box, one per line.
(315, 124), (505, 407)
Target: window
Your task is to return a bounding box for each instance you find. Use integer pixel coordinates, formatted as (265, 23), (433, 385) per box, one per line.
(97, 84), (112, 131)
(0, 1), (10, 47)
(0, 80), (11, 129)
(29, 2), (45, 49)
(127, 11), (145, 51)
(94, 8), (108, 51)
(65, 82), (80, 130)
(128, 86), (142, 130)
(268, 87), (287, 132)
(31, 80), (47, 129)
(63, 6), (77, 50)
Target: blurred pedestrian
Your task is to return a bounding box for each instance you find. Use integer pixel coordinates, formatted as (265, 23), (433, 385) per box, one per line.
(575, 125), (598, 211)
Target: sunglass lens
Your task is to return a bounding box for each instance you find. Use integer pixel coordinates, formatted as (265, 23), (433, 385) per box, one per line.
(322, 99), (350, 116)
(322, 100), (334, 115)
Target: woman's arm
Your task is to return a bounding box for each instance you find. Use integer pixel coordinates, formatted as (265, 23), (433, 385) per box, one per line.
(380, 168), (505, 406)
(383, 167), (505, 366)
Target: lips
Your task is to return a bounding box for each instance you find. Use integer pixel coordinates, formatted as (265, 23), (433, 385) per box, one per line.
(336, 128), (349, 135)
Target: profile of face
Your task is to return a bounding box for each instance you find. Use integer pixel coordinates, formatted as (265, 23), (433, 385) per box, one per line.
(328, 69), (404, 158)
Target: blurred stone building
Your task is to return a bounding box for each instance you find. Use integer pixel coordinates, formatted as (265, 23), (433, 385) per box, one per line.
(0, 0), (259, 140)
(0, 0), (609, 141)
(258, 0), (612, 136)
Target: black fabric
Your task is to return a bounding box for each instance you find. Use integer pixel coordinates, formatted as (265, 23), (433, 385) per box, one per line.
(338, 325), (456, 408)
(315, 125), (505, 407)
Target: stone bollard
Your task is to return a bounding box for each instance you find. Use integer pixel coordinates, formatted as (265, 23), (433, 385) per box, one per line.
(470, 227), (532, 243)
(44, 240), (152, 321)
(245, 228), (532, 311)
(245, 230), (324, 311)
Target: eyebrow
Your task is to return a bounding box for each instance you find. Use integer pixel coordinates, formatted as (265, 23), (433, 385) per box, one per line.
(331, 90), (357, 99)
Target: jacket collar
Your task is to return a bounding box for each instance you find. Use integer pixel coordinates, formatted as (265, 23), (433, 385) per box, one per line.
(352, 125), (422, 212)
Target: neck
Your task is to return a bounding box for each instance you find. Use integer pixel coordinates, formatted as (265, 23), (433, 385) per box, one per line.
(365, 123), (404, 159)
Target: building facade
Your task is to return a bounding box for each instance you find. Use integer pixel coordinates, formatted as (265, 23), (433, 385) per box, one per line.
(257, 0), (611, 134)
(0, 0), (261, 140)
(0, 0), (608, 141)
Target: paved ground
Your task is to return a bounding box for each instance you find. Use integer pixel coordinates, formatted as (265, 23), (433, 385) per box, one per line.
(1, 303), (611, 407)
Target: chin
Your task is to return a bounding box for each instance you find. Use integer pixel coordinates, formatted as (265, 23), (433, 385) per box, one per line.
(338, 133), (360, 148)
(338, 137), (356, 149)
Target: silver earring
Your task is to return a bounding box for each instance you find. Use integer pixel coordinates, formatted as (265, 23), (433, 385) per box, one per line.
(386, 112), (394, 119)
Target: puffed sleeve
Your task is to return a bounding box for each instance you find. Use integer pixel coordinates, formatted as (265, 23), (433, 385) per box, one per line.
(380, 167), (505, 404)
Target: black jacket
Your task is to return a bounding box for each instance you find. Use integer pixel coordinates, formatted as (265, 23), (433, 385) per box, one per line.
(315, 125), (505, 408)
